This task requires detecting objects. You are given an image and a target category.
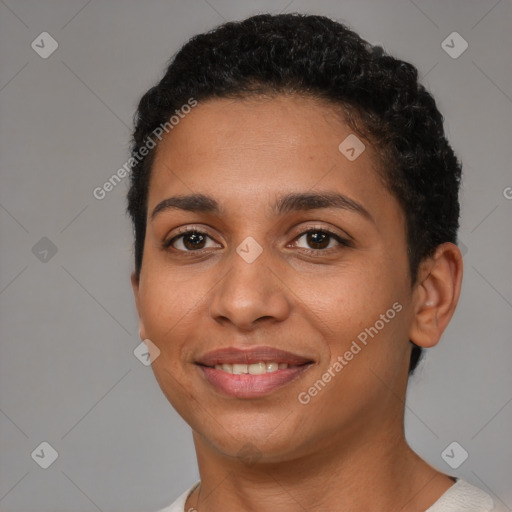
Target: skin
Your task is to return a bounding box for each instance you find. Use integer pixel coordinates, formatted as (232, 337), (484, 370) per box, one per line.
(131, 95), (463, 511)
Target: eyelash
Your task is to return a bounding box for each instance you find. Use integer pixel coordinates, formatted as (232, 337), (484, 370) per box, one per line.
(163, 226), (351, 256)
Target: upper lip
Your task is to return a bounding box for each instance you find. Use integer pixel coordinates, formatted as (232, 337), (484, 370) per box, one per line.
(196, 346), (314, 367)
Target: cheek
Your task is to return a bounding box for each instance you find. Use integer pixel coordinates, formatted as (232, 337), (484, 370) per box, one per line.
(138, 274), (202, 415)
(138, 269), (200, 357)
(298, 266), (401, 337)
(296, 264), (411, 389)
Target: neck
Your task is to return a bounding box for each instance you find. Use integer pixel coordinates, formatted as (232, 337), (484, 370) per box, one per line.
(186, 422), (454, 512)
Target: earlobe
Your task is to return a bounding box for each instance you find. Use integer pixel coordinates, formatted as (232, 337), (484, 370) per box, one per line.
(409, 243), (463, 349)
(130, 271), (146, 340)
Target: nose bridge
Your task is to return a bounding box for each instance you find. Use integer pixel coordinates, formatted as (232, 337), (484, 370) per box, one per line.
(208, 235), (290, 329)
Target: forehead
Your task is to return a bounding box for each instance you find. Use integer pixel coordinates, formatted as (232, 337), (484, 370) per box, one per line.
(147, 95), (400, 225)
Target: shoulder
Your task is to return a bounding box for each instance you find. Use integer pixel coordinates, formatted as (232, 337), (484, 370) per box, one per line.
(426, 479), (495, 512)
(153, 482), (200, 512)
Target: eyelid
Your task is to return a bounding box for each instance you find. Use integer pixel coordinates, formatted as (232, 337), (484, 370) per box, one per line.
(163, 225), (220, 248)
(289, 223), (352, 244)
(287, 226), (353, 254)
(163, 223), (353, 252)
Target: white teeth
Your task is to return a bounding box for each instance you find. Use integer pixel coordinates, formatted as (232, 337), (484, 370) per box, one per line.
(213, 361), (287, 374)
(266, 362), (278, 373)
(232, 363), (248, 374)
(248, 362), (266, 375)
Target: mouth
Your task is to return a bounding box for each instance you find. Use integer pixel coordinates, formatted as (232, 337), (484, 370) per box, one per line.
(209, 361), (299, 374)
(195, 346), (315, 398)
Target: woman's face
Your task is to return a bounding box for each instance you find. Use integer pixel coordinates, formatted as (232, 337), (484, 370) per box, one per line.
(132, 95), (416, 462)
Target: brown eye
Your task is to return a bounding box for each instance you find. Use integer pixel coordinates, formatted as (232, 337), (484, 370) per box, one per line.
(181, 232), (207, 250)
(305, 231), (330, 249)
(165, 230), (219, 252)
(292, 229), (349, 252)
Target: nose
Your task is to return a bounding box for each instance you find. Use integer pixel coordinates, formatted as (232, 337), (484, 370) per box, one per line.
(208, 242), (292, 331)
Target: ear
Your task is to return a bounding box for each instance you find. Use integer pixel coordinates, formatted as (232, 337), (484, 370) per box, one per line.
(131, 271), (147, 340)
(409, 242), (463, 348)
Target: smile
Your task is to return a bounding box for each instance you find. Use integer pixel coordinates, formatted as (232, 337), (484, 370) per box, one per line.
(212, 362), (295, 374)
(195, 346), (314, 398)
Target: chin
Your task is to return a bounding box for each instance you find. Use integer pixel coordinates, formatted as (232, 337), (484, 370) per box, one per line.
(190, 408), (316, 463)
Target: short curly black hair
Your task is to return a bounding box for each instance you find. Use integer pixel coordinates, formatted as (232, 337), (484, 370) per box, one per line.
(127, 13), (462, 374)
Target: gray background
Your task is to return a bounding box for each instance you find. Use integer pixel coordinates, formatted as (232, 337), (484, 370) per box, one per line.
(0, 0), (511, 510)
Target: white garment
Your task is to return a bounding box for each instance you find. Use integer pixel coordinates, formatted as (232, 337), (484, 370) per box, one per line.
(155, 478), (494, 512)
(426, 479), (494, 512)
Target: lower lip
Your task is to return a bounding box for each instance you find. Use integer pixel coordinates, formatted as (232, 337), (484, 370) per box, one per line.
(199, 365), (312, 398)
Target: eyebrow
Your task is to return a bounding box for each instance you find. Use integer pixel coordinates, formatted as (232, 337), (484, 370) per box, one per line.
(150, 192), (373, 222)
